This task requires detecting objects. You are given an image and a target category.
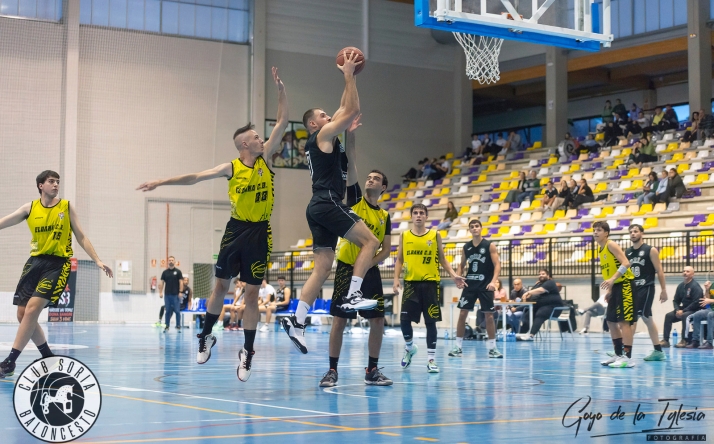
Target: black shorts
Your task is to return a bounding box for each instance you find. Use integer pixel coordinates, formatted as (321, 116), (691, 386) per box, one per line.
(306, 191), (361, 250)
(215, 219), (272, 286)
(13, 255), (71, 308)
(634, 285), (655, 318)
(606, 279), (635, 323)
(457, 287), (495, 312)
(401, 281), (441, 324)
(330, 261), (384, 319)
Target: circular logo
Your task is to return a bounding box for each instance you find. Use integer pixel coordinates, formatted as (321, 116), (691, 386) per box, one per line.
(13, 356), (101, 443)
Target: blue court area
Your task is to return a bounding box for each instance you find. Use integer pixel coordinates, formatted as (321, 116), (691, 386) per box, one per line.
(2, 324), (713, 443)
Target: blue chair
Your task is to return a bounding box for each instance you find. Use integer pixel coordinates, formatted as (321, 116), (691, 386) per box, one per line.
(198, 299), (207, 311)
(287, 299), (299, 312)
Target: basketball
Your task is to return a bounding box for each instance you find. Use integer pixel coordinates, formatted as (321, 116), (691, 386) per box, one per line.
(336, 46), (365, 75)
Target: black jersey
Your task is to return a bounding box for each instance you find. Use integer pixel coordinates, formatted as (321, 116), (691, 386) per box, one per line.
(180, 285), (191, 310)
(463, 238), (495, 290)
(306, 129), (347, 200)
(275, 286), (287, 303)
(626, 243), (656, 287)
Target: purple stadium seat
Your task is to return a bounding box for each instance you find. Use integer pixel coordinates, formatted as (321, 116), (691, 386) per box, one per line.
(517, 225), (532, 236)
(512, 153), (524, 160)
(688, 246), (706, 259)
(508, 202), (520, 211)
(528, 238), (545, 249)
(498, 215), (510, 223)
(391, 223), (399, 231)
(682, 188), (701, 199)
(488, 227), (499, 236)
(686, 215), (706, 227)
(430, 220), (440, 227)
(434, 179), (443, 186)
(698, 162), (714, 172)
(511, 240), (521, 246)
(617, 193), (634, 204)
(572, 208), (589, 219)
(572, 221), (592, 233)
(387, 202), (397, 210)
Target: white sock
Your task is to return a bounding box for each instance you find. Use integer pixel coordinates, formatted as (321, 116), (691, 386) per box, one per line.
(427, 348), (436, 361)
(487, 339), (496, 349)
(348, 276), (363, 296)
(405, 340), (413, 351)
(456, 337), (463, 348)
(296, 301), (310, 325)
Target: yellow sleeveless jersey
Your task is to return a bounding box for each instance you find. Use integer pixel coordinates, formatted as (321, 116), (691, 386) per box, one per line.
(599, 241), (634, 283)
(228, 156), (275, 222)
(402, 229), (440, 282)
(335, 198), (389, 265)
(26, 199), (73, 258)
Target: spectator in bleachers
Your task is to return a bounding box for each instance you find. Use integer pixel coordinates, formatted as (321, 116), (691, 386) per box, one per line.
(570, 178), (594, 209)
(471, 133), (482, 156)
(636, 111), (648, 127)
(642, 107), (666, 134)
(636, 171), (659, 206)
(629, 103), (642, 122)
(666, 168), (686, 201)
(662, 266), (703, 348)
(652, 170), (669, 204)
(547, 180), (570, 210)
(629, 136), (658, 167)
(421, 158), (435, 179)
(542, 181), (558, 209)
(504, 130), (523, 153)
(581, 134), (600, 153)
(483, 134), (502, 157)
(402, 160), (423, 182)
(664, 104), (679, 128)
(625, 118), (643, 138)
(603, 121), (621, 147)
(495, 133), (507, 152)
(505, 171), (527, 204)
(562, 179), (579, 209)
(602, 100), (614, 123)
(612, 98), (627, 117)
(681, 112), (700, 143)
(690, 281), (714, 349)
(517, 269), (565, 340)
(516, 171), (541, 203)
(614, 111), (629, 128)
(436, 201), (459, 230)
(577, 293), (608, 334)
(557, 132), (576, 160)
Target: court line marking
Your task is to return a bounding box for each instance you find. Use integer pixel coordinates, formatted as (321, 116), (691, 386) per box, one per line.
(376, 432), (401, 436)
(414, 438), (439, 442)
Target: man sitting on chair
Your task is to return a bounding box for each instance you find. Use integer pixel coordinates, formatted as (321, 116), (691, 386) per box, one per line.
(517, 269), (565, 341)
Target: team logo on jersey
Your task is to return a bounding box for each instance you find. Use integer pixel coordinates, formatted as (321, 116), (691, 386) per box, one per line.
(639, 251), (645, 257)
(602, 253), (607, 260)
(258, 168), (263, 177)
(58, 213), (64, 220)
(13, 356), (101, 443)
(480, 248), (485, 253)
(427, 240), (432, 247)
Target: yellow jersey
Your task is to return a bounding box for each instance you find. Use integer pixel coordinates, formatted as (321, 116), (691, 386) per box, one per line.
(402, 229), (440, 282)
(26, 199), (73, 258)
(336, 196), (390, 266)
(227, 156), (275, 222)
(599, 241), (634, 283)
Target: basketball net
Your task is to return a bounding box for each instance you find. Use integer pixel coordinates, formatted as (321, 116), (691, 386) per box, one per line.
(453, 32), (503, 85)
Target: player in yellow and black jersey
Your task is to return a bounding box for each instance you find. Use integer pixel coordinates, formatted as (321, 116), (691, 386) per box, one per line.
(593, 221), (637, 369)
(318, 131), (393, 388)
(393, 204), (466, 374)
(0, 170), (113, 378)
(137, 67), (289, 382)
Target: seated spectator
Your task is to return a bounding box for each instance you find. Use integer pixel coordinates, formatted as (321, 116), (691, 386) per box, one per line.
(636, 111), (648, 127)
(482, 135), (501, 157)
(471, 133), (482, 156)
(625, 119), (643, 138)
(629, 103), (642, 122)
(562, 179), (579, 209)
(630, 136), (658, 166)
(570, 178), (594, 209)
(269, 276), (291, 315)
(690, 281), (714, 349)
(257, 279), (276, 332)
(505, 171), (526, 203)
(517, 269), (565, 340)
(548, 180), (570, 210)
(541, 181), (558, 209)
(699, 111), (714, 139)
(402, 160), (424, 182)
(681, 112), (700, 143)
(601, 100), (614, 123)
(225, 280), (245, 331)
(636, 171), (659, 206)
(612, 98), (627, 117)
(642, 106), (666, 134)
(557, 132), (576, 159)
(507, 278), (527, 334)
(662, 267), (703, 347)
(495, 133), (507, 151)
(581, 134), (600, 154)
(652, 170), (669, 204)
(577, 293), (608, 334)
(436, 201), (459, 230)
(614, 111), (629, 129)
(503, 130), (523, 153)
(667, 168), (686, 201)
(517, 170), (541, 203)
(602, 121), (621, 147)
(421, 158), (435, 179)
(663, 104), (679, 129)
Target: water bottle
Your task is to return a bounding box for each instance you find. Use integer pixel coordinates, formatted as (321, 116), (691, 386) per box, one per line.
(274, 320), (280, 332)
(444, 330), (450, 340)
(672, 328), (678, 344)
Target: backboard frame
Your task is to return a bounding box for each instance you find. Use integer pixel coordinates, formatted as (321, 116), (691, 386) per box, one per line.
(415, 0), (613, 52)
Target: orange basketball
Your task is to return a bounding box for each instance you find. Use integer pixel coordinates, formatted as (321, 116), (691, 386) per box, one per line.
(336, 47), (365, 75)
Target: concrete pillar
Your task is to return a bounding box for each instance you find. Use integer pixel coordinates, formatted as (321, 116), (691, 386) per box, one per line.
(252, 0), (266, 127)
(60, 0), (80, 203)
(642, 89), (657, 112)
(687, 0), (711, 117)
(454, 50), (473, 154)
(545, 47), (568, 147)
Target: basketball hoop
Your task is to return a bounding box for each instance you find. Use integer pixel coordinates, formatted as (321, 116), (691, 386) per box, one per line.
(453, 32), (504, 85)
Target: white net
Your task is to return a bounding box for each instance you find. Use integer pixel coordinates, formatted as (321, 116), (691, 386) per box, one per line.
(453, 32), (504, 85)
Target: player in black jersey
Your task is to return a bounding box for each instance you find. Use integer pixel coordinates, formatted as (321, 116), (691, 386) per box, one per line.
(626, 224), (668, 361)
(451, 219), (503, 359)
(282, 51), (381, 354)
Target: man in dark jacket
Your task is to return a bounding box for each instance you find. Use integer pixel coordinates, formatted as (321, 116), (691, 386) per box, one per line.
(662, 266), (703, 348)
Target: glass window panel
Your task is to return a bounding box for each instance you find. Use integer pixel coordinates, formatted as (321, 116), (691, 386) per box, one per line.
(211, 6), (227, 40)
(109, 0), (127, 27)
(161, 1), (179, 34)
(645, 0), (659, 32)
(55, 0), (62, 20)
(80, 0), (91, 23)
(195, 0), (210, 5)
(659, 0), (673, 29)
(212, 0), (227, 8)
(618, 0), (632, 38)
(712, 0), (714, 20)
(178, 2), (195, 36)
(227, 8), (247, 42)
(228, 0), (246, 10)
(195, 5), (211, 38)
(609, 0), (619, 39)
(127, 0), (144, 30)
(571, 120), (589, 139)
(633, 0), (645, 34)
(92, 0), (109, 26)
(145, 0), (160, 31)
(672, 105), (690, 123)
(36, 0), (54, 19)
(1, 0), (20, 17)
(673, 1), (687, 26)
(18, 0), (37, 18)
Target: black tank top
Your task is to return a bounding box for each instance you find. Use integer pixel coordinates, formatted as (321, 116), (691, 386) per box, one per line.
(463, 239), (495, 290)
(626, 244), (655, 287)
(275, 287), (286, 303)
(306, 130), (346, 200)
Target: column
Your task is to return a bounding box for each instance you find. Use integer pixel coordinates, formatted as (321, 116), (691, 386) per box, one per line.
(252, 0), (267, 126)
(60, 0), (80, 203)
(687, 0), (711, 116)
(454, 50), (473, 153)
(545, 47), (568, 148)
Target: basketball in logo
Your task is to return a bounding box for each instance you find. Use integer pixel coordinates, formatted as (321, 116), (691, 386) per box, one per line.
(13, 356), (101, 442)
